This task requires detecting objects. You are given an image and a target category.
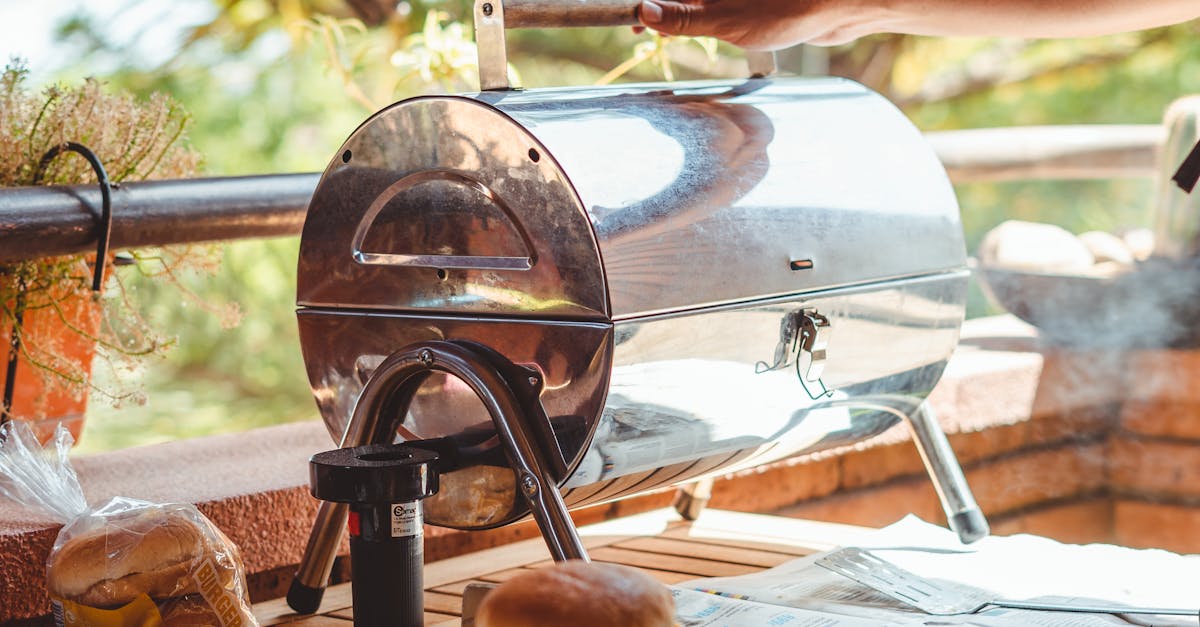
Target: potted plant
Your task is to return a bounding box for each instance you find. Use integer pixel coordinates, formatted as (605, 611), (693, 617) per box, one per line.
(0, 60), (207, 444)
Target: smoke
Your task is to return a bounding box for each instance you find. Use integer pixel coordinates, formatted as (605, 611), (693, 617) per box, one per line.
(976, 256), (1200, 350)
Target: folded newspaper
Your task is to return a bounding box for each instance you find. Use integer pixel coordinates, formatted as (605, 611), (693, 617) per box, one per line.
(673, 516), (1200, 626)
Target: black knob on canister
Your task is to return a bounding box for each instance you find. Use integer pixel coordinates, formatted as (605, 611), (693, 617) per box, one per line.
(310, 443), (440, 627)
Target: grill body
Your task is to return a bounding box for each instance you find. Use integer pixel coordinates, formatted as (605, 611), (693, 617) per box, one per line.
(297, 77), (968, 530)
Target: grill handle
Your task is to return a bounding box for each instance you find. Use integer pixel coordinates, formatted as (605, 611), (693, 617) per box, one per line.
(503, 0), (640, 27)
(474, 0), (777, 90)
(350, 170), (537, 272)
(288, 340), (585, 615)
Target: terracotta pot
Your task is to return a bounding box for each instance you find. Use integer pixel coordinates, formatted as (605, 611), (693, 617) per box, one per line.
(2, 287), (103, 445)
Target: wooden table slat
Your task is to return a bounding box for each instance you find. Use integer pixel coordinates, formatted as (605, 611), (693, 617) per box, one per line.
(257, 586), (354, 626)
(534, 546), (764, 577)
(476, 567), (536, 582)
(275, 615), (352, 626)
(327, 592), (464, 618)
(625, 565), (710, 585)
(422, 591), (468, 615)
(658, 525), (821, 556)
(431, 579), (495, 596)
(613, 535), (799, 568)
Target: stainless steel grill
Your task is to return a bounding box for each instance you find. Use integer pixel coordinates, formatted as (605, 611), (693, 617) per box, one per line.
(297, 76), (971, 517)
(288, 0), (986, 611)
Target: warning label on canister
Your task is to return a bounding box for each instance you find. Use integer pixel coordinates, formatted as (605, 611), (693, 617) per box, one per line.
(391, 502), (422, 538)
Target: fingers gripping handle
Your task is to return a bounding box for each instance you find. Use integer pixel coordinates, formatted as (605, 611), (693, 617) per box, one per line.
(474, 0), (777, 90)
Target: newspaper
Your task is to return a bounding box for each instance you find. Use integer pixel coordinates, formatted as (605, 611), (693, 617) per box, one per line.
(674, 516), (1200, 626)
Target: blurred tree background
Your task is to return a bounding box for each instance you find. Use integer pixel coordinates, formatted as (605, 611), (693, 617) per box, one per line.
(9, 0), (1199, 450)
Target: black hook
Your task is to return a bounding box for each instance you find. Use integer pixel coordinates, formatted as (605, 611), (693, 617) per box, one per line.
(2, 143), (114, 426)
(1173, 138), (1200, 194)
(32, 142), (115, 292)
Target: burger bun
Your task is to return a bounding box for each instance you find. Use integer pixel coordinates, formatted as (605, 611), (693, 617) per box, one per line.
(476, 560), (675, 627)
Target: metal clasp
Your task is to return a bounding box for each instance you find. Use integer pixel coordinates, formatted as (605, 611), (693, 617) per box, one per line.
(797, 309), (832, 399)
(756, 308), (834, 400)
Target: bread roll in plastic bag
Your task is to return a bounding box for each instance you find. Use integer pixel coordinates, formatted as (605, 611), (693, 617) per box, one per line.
(0, 421), (258, 626)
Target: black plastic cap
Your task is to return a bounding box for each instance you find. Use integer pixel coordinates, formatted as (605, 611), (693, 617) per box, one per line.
(287, 578), (326, 615)
(310, 443), (439, 504)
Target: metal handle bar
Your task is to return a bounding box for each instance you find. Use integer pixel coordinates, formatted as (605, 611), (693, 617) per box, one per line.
(474, 0), (776, 90)
(500, 0), (641, 28)
(350, 170), (537, 271)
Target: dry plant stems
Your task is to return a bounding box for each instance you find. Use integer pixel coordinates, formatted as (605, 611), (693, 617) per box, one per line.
(300, 11), (498, 109)
(598, 34), (720, 85)
(0, 60), (231, 417)
(301, 15), (378, 111)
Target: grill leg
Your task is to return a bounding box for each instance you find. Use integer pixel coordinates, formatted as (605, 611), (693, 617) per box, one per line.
(904, 402), (990, 544)
(814, 395), (989, 545)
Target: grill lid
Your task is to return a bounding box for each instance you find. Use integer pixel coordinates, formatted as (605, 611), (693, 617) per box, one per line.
(299, 78), (966, 321)
(297, 96), (608, 319)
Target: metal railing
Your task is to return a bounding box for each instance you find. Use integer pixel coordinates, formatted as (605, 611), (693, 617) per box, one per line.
(0, 126), (1166, 263)
(929, 124), (1164, 183)
(0, 173), (317, 263)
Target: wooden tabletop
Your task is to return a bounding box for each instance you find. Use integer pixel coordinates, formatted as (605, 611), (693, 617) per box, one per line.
(252, 509), (877, 626)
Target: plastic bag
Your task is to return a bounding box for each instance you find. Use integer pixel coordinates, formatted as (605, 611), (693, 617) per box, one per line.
(0, 421), (259, 627)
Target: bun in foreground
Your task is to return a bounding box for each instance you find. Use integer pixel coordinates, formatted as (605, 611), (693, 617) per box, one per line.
(476, 560), (675, 627)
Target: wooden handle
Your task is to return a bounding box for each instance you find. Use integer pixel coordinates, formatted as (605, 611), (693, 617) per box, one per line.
(475, 0), (775, 90)
(500, 0), (641, 29)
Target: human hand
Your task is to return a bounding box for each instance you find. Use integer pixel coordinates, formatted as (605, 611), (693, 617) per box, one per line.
(636, 0), (1200, 46)
(636, 0), (879, 49)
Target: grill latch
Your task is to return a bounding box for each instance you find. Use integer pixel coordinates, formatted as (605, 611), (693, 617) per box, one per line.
(757, 308), (834, 399)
